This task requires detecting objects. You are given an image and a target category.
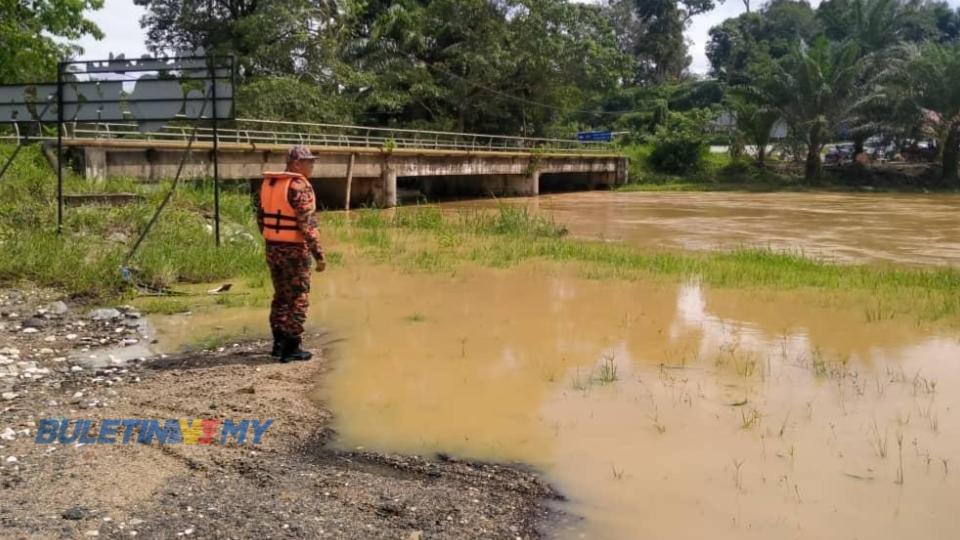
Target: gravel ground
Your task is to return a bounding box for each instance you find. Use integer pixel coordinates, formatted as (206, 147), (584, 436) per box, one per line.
(0, 288), (565, 539)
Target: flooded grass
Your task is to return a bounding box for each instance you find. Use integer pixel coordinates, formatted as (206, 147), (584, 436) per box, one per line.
(145, 254), (960, 540)
(10, 141), (960, 538)
(324, 206), (960, 324)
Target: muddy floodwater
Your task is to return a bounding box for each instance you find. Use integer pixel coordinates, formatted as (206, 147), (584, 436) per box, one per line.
(442, 192), (960, 266)
(152, 259), (960, 539)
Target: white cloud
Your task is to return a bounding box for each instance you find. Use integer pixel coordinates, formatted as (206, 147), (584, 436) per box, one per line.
(76, 0), (149, 60)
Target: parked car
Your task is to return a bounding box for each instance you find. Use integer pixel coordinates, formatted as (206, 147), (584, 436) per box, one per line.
(901, 140), (938, 162)
(824, 143), (855, 164)
(865, 138), (897, 161)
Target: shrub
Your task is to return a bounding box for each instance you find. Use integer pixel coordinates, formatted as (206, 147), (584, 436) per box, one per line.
(647, 111), (709, 175)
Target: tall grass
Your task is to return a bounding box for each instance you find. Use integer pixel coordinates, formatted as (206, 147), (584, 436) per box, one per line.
(351, 205), (566, 238)
(0, 144), (265, 298)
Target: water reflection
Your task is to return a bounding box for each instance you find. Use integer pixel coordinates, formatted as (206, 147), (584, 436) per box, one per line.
(150, 262), (960, 539)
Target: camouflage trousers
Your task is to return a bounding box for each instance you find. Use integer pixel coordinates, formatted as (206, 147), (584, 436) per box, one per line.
(266, 242), (312, 338)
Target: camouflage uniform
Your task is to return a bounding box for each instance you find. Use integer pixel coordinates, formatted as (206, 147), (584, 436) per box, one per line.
(256, 176), (324, 339)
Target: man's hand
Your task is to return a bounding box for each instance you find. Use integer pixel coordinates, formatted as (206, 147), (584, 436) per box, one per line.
(315, 258), (326, 273)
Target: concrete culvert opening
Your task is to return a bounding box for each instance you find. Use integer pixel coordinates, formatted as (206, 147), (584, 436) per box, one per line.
(397, 176), (430, 205)
(539, 172), (617, 193)
(308, 177), (380, 210)
(398, 174), (539, 202)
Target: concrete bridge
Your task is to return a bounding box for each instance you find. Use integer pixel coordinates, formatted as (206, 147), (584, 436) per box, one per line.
(50, 119), (628, 208)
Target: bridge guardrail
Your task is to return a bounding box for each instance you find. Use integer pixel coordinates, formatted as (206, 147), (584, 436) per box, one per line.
(1, 118), (616, 155)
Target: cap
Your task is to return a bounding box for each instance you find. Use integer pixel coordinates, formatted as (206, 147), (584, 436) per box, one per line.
(287, 145), (318, 161)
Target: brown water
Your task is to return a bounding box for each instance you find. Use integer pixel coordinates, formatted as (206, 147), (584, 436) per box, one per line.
(443, 192), (960, 266)
(151, 260), (960, 539)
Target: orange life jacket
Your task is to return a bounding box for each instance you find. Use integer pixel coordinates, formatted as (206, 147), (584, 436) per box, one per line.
(259, 171), (312, 243)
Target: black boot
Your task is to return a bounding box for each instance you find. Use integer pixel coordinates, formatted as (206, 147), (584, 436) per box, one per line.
(280, 336), (313, 363)
(270, 330), (284, 358)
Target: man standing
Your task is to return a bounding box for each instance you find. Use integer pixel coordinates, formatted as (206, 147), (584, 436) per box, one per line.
(256, 145), (326, 362)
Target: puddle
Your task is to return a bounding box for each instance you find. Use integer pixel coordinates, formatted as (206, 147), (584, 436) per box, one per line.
(441, 192), (960, 266)
(69, 317), (156, 369)
(150, 261), (960, 538)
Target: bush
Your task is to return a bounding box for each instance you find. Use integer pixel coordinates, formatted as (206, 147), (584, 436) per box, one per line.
(644, 110), (711, 175)
(648, 125), (707, 175)
(718, 156), (753, 176)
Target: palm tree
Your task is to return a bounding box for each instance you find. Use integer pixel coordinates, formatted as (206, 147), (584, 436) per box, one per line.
(744, 37), (862, 180)
(726, 95), (780, 165)
(835, 0), (904, 155)
(872, 42), (960, 183)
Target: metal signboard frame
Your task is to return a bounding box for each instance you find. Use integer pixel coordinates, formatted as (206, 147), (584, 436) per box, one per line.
(0, 55), (235, 246)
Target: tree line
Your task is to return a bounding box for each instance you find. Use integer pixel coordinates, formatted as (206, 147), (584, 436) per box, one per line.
(4, 0), (960, 183)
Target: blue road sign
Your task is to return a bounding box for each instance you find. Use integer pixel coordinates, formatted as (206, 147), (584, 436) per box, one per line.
(577, 130), (613, 142)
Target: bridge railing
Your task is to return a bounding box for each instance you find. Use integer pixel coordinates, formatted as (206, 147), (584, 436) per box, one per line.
(2, 118), (615, 154)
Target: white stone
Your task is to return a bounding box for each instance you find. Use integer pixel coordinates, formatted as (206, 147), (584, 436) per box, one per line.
(70, 366), (83, 372)
(21, 328), (38, 334)
(88, 308), (122, 321)
(43, 336), (56, 342)
(5, 456), (17, 463)
(0, 428), (15, 441)
(38, 348), (54, 355)
(66, 334), (78, 340)
(1, 392), (16, 400)
(72, 392), (84, 399)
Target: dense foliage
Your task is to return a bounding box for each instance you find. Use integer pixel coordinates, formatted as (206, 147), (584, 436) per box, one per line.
(6, 0), (960, 182)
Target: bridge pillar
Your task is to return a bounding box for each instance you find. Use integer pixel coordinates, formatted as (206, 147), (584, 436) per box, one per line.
(616, 157), (629, 186)
(377, 166), (398, 208)
(526, 170), (540, 196)
(83, 148), (107, 183)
